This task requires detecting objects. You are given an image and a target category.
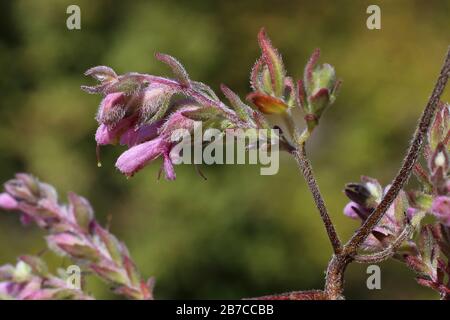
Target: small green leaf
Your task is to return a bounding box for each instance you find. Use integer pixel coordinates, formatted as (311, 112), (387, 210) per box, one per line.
(181, 106), (225, 122)
(220, 84), (253, 122)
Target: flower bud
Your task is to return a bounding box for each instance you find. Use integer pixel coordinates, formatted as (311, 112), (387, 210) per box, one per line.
(246, 92), (288, 114)
(46, 233), (99, 261)
(0, 193), (18, 210)
(90, 262), (129, 286)
(4, 179), (36, 204)
(68, 192), (94, 232)
(13, 261), (32, 282)
(301, 49), (340, 131)
(18, 256), (48, 277)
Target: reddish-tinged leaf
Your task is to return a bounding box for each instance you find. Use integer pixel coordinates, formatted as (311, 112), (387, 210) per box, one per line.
(296, 79), (306, 109)
(304, 48), (321, 92)
(250, 57), (264, 92)
(257, 28), (285, 97)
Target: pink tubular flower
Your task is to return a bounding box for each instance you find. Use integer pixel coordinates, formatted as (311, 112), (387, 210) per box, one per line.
(95, 117), (136, 146)
(115, 137), (174, 179)
(343, 177), (410, 250)
(431, 196), (450, 226)
(115, 107), (198, 180)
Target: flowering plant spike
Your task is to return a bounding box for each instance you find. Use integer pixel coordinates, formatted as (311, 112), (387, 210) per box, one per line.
(1, 28), (449, 300)
(0, 174), (153, 300)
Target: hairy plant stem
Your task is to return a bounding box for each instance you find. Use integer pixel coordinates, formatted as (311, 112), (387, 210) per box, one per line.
(323, 47), (450, 299)
(292, 134), (342, 254)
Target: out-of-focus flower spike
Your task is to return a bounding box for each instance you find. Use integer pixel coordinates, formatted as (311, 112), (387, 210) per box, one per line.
(257, 28), (285, 97)
(220, 84), (253, 122)
(155, 53), (190, 88)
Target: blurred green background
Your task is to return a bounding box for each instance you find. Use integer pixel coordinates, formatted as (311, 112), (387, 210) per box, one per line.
(0, 0), (449, 299)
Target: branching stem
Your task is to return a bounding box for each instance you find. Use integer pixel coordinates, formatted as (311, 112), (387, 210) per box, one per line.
(323, 46), (450, 299)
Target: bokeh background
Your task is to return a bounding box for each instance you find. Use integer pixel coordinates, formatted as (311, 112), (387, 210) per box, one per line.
(0, 0), (449, 299)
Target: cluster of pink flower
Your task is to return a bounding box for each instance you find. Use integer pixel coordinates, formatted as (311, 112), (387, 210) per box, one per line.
(82, 52), (266, 180)
(0, 174), (153, 300)
(343, 102), (450, 298)
(81, 29), (340, 181)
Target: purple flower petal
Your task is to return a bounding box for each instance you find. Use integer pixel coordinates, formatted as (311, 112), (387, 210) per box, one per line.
(343, 202), (360, 219)
(95, 117), (135, 146)
(120, 120), (163, 147)
(0, 193), (18, 210)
